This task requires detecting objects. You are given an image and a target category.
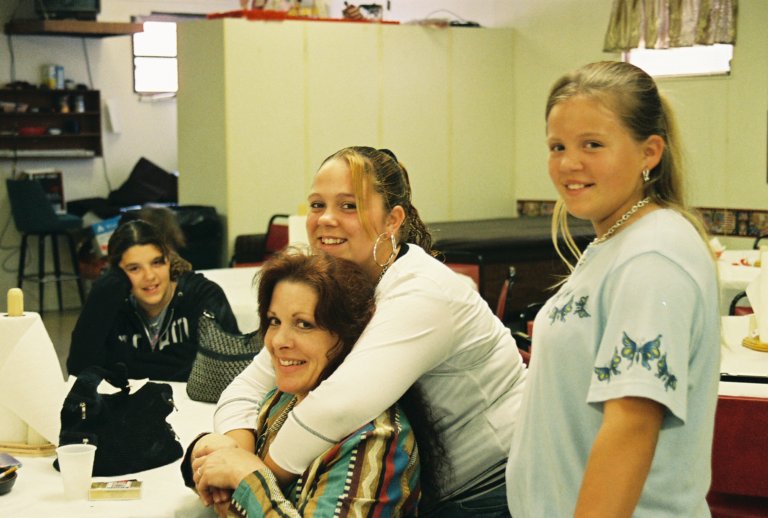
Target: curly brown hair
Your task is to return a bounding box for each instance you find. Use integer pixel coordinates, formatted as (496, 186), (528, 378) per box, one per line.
(256, 250), (376, 383)
(256, 249), (450, 501)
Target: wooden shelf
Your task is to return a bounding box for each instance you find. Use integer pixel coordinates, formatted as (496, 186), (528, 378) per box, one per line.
(5, 19), (143, 38)
(0, 89), (102, 158)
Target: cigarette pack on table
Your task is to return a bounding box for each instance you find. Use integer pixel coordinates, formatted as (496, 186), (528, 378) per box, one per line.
(88, 479), (142, 500)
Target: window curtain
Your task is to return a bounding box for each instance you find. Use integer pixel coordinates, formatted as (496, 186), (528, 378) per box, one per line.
(603, 0), (738, 52)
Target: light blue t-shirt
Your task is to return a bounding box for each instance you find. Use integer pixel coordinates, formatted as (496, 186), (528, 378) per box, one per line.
(506, 209), (720, 517)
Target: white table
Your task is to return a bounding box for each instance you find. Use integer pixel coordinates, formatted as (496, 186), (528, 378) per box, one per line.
(719, 315), (768, 397)
(2, 314), (766, 516)
(718, 249), (760, 315)
(3, 380), (216, 518)
(713, 316), (768, 502)
(199, 267), (260, 333)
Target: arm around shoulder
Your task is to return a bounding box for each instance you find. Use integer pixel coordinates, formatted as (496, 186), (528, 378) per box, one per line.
(232, 407), (419, 517)
(267, 290), (454, 473)
(214, 348), (275, 434)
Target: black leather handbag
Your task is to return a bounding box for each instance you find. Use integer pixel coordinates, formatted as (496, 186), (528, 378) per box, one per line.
(186, 311), (262, 403)
(53, 365), (183, 476)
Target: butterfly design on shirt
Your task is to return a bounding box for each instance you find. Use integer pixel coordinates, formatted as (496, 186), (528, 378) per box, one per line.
(656, 353), (678, 391)
(548, 296), (573, 323)
(621, 332), (662, 370)
(574, 296), (590, 318)
(594, 347), (622, 382)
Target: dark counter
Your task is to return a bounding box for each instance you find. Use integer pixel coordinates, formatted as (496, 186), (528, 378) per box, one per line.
(427, 216), (595, 309)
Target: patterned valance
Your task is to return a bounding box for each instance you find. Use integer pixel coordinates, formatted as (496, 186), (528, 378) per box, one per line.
(604, 0), (738, 52)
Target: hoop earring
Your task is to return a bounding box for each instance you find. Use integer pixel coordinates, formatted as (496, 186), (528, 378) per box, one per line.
(373, 232), (398, 271)
(642, 168), (651, 183)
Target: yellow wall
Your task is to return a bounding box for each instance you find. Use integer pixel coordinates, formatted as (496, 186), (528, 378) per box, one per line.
(178, 19), (515, 253)
(179, 2), (768, 261)
(510, 0), (768, 212)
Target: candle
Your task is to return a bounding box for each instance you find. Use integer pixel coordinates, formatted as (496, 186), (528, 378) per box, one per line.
(7, 288), (23, 316)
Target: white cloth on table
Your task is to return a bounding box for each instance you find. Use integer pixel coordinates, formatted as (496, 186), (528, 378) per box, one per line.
(2, 379), (215, 518)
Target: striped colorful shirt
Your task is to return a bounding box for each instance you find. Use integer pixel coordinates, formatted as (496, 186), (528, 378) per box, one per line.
(230, 390), (420, 517)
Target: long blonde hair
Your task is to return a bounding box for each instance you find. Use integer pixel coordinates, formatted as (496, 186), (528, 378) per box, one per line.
(546, 61), (710, 270)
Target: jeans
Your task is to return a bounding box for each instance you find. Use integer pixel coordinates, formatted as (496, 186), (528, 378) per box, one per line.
(420, 483), (511, 518)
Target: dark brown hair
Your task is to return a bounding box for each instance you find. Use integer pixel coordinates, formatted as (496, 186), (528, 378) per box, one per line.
(107, 219), (189, 280)
(256, 249), (450, 499)
(321, 147), (435, 255)
(118, 207), (186, 251)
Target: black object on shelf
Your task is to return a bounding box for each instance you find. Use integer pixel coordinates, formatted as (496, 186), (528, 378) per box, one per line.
(35, 0), (100, 21)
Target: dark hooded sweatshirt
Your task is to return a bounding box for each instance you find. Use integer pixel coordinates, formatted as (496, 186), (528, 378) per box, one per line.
(67, 269), (239, 381)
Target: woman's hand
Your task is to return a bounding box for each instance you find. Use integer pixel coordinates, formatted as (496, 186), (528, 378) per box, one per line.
(191, 433), (239, 509)
(192, 432), (238, 461)
(193, 448), (268, 502)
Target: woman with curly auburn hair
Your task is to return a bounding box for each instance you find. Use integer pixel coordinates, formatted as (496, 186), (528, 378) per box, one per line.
(186, 251), (444, 517)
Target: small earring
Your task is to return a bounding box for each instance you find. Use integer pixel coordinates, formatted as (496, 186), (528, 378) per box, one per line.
(642, 168), (651, 183)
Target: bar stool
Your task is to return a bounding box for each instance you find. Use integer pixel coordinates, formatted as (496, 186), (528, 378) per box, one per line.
(6, 179), (86, 313)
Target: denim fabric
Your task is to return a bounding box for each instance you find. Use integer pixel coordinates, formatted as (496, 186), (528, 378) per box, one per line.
(421, 483), (511, 518)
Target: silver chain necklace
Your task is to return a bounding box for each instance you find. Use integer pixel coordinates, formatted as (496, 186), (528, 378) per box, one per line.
(591, 197), (651, 245)
(577, 197), (651, 269)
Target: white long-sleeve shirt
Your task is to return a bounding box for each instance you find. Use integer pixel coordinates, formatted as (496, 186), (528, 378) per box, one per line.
(215, 244), (527, 497)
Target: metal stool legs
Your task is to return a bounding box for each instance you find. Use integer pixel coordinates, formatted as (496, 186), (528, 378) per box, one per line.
(17, 231), (85, 314)
(66, 233), (86, 304)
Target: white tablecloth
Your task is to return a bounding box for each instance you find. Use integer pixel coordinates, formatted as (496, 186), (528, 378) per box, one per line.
(719, 315), (768, 397)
